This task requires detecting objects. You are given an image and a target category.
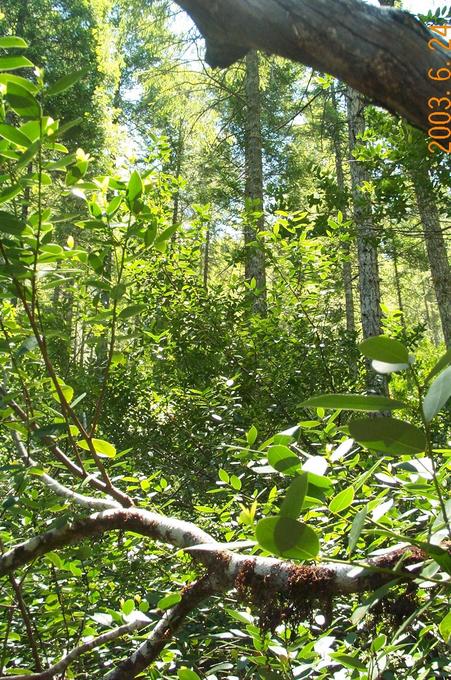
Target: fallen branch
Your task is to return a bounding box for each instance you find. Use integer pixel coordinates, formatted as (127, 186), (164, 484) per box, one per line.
(173, 0), (447, 131)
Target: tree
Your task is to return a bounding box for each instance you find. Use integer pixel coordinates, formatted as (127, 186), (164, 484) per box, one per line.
(244, 50), (267, 315)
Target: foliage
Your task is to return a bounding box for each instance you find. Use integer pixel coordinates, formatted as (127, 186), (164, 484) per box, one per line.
(0, 12), (449, 680)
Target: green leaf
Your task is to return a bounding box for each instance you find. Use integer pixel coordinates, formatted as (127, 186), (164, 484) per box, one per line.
(280, 473), (308, 519)
(154, 224), (177, 252)
(301, 394), (406, 411)
(230, 474), (242, 490)
(6, 82), (40, 118)
(51, 381), (74, 404)
(16, 140), (41, 171)
(329, 486), (355, 514)
(427, 348), (451, 382)
(0, 73), (38, 94)
(119, 304), (147, 320)
(348, 506), (367, 555)
(330, 654), (366, 672)
(106, 195), (122, 217)
(46, 68), (88, 97)
(0, 124), (31, 147)
(359, 336), (409, 364)
(422, 366), (451, 421)
(349, 417), (426, 455)
(256, 516), (319, 559)
(371, 359), (410, 374)
(0, 185), (21, 205)
(439, 611), (451, 643)
(16, 335), (38, 356)
(267, 445), (301, 474)
(218, 468), (229, 483)
(0, 55), (34, 70)
(78, 438), (116, 458)
(177, 669), (201, 680)
(127, 171), (143, 204)
(121, 599), (134, 616)
(246, 425), (257, 446)
(158, 593), (182, 610)
(0, 37), (29, 49)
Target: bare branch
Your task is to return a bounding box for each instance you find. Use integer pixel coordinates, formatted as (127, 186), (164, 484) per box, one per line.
(0, 619), (149, 680)
(10, 432), (119, 511)
(105, 577), (216, 680)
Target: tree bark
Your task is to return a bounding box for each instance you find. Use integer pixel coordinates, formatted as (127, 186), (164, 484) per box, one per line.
(244, 49), (267, 315)
(330, 85), (355, 335)
(173, 0), (447, 131)
(347, 88), (382, 342)
(347, 87), (387, 393)
(412, 169), (451, 347)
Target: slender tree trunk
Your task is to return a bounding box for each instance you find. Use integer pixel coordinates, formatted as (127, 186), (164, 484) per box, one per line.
(244, 50), (267, 316)
(347, 88), (382, 340)
(330, 85), (355, 334)
(412, 169), (451, 348)
(347, 87), (385, 392)
(172, 123), (184, 227)
(203, 222), (210, 290)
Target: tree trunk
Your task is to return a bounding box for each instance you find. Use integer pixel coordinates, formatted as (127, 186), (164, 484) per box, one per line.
(173, 0), (447, 131)
(330, 85), (355, 335)
(391, 238), (407, 335)
(347, 87), (386, 393)
(347, 88), (382, 341)
(244, 49), (267, 316)
(412, 170), (451, 348)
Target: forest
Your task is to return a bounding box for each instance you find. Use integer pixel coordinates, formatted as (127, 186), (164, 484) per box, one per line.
(0, 0), (450, 678)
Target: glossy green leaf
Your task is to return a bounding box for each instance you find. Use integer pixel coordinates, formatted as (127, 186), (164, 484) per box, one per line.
(0, 185), (21, 205)
(121, 599), (134, 616)
(439, 611), (451, 643)
(154, 224), (177, 252)
(256, 516), (319, 559)
(46, 68), (88, 97)
(371, 359), (410, 374)
(330, 654), (366, 672)
(267, 445), (300, 474)
(0, 124), (31, 148)
(422, 366), (451, 421)
(0, 37), (28, 49)
(158, 592), (182, 610)
(0, 73), (38, 94)
(127, 170), (143, 204)
(177, 669), (201, 680)
(119, 304), (147, 320)
(329, 486), (355, 514)
(51, 381), (74, 404)
(5, 82), (41, 118)
(427, 348), (451, 382)
(359, 336), (409, 364)
(106, 195), (122, 217)
(348, 506), (367, 555)
(349, 417), (426, 455)
(301, 394), (406, 411)
(16, 140), (41, 171)
(280, 473), (308, 519)
(78, 438), (116, 458)
(0, 55), (34, 70)
(246, 425), (257, 445)
(230, 474), (242, 490)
